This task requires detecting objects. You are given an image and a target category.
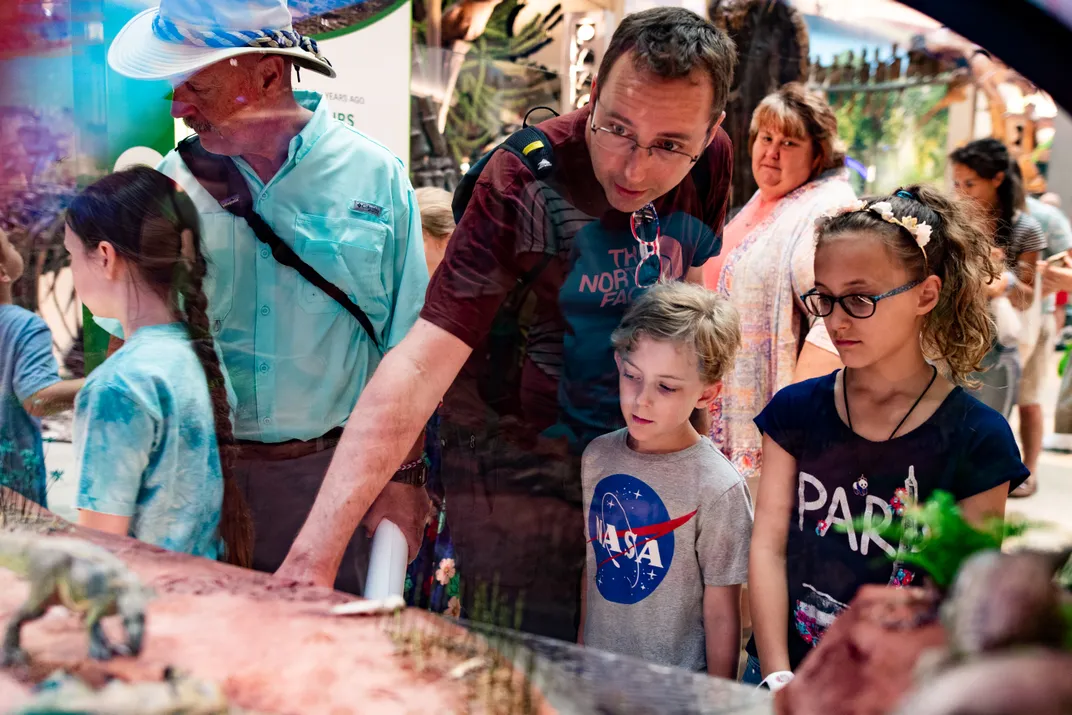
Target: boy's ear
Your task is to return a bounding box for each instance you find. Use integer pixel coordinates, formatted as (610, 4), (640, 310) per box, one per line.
(695, 381), (721, 410)
(614, 352), (623, 371)
(0, 262), (10, 283)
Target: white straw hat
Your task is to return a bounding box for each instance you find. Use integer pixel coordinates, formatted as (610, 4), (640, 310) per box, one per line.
(107, 0), (335, 81)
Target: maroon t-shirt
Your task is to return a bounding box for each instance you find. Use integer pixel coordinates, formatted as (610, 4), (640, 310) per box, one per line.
(422, 106), (732, 447)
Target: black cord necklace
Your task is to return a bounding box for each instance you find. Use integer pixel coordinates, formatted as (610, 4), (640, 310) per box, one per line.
(843, 364), (939, 498)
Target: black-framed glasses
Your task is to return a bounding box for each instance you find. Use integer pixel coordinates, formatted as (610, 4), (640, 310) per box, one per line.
(589, 100), (704, 167)
(631, 204), (666, 288)
(801, 279), (923, 319)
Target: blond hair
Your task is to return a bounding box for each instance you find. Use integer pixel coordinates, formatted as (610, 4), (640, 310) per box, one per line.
(611, 282), (741, 385)
(749, 82), (845, 181)
(415, 187), (455, 239)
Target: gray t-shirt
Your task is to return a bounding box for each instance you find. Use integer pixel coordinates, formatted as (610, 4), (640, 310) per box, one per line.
(581, 429), (753, 672)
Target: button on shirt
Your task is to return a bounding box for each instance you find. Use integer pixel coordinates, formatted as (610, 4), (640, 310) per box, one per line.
(98, 92), (428, 442)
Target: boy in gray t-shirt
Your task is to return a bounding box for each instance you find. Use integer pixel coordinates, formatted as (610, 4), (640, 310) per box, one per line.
(579, 282), (753, 676)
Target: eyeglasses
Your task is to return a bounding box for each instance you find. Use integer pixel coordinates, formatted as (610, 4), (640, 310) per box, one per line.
(589, 100), (704, 168)
(632, 204), (666, 288)
(801, 280), (923, 319)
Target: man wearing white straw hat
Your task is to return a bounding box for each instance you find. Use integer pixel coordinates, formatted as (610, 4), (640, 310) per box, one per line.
(104, 0), (434, 594)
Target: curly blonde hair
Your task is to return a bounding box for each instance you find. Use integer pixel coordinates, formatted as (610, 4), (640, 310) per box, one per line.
(611, 282), (741, 385)
(814, 185), (997, 386)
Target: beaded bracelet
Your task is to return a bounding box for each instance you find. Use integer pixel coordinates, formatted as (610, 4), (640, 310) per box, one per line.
(397, 454), (430, 472)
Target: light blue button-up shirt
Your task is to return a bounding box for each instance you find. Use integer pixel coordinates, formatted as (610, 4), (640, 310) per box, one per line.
(98, 92), (427, 442)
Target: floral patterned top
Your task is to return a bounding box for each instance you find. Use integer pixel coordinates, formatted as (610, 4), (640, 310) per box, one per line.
(707, 172), (856, 481)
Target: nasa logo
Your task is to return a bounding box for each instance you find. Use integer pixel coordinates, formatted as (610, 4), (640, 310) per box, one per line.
(588, 474), (696, 605)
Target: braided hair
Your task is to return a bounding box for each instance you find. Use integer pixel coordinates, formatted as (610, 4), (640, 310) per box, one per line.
(66, 166), (254, 567)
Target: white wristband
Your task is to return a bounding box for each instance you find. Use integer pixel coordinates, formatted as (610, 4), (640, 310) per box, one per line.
(759, 670), (794, 692)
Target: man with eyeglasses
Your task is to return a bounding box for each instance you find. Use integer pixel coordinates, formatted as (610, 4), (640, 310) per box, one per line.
(279, 7), (737, 641)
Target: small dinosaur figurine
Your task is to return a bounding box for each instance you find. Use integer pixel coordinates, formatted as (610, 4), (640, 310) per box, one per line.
(0, 531), (151, 665)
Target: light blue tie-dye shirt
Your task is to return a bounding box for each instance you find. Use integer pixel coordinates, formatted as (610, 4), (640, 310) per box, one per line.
(95, 90), (428, 442)
(73, 323), (223, 559)
(0, 305), (61, 504)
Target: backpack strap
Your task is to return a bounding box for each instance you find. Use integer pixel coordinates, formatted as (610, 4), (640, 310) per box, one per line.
(176, 136), (380, 351)
(499, 126), (554, 180)
(451, 126), (554, 223)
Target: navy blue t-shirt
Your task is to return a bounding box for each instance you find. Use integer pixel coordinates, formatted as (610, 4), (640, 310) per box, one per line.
(747, 371), (1027, 669)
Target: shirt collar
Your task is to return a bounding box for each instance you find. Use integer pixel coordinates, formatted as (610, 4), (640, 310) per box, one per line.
(288, 90), (332, 165)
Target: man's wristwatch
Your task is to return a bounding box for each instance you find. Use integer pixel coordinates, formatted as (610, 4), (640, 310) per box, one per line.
(391, 455), (429, 487)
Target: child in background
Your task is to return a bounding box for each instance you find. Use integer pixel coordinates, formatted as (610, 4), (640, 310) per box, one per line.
(64, 167), (252, 565)
(579, 282), (753, 677)
(0, 228), (83, 504)
(414, 186), (455, 278)
(747, 186), (1027, 689)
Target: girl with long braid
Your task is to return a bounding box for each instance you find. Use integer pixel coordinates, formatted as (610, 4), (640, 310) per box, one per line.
(64, 166), (253, 566)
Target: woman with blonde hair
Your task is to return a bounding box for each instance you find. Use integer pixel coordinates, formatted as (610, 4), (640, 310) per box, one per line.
(705, 82), (856, 485)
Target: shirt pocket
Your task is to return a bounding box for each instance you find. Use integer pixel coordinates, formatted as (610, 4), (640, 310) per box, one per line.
(201, 213), (236, 334)
(293, 212), (388, 316)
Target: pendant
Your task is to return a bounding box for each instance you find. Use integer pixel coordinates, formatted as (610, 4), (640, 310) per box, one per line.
(852, 476), (869, 497)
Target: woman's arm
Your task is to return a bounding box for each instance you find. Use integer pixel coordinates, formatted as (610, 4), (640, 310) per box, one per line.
(1009, 250), (1039, 310)
(1040, 256), (1072, 294)
(749, 435), (798, 677)
(77, 510), (131, 537)
(704, 584), (742, 678)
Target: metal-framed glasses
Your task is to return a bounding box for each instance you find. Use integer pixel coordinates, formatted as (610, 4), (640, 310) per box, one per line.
(589, 100), (704, 168)
(801, 279), (923, 319)
(631, 204), (666, 288)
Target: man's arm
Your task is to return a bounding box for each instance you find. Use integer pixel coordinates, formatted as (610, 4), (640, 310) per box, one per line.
(704, 584), (742, 678)
(278, 319), (473, 586)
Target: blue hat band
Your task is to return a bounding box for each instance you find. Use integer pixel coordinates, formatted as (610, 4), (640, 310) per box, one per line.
(151, 14), (329, 66)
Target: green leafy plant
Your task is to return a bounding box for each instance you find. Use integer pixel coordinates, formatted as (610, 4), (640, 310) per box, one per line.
(441, 0), (563, 165)
(842, 490), (1032, 589)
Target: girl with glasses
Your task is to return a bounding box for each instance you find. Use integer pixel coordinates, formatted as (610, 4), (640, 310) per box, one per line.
(744, 186), (1027, 688)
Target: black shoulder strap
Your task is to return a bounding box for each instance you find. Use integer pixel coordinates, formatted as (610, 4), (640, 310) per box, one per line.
(451, 126), (554, 224)
(176, 136), (380, 351)
(503, 127), (557, 289)
(498, 126), (554, 179)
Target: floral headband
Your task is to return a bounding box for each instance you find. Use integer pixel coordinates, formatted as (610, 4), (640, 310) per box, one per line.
(820, 195), (933, 251)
